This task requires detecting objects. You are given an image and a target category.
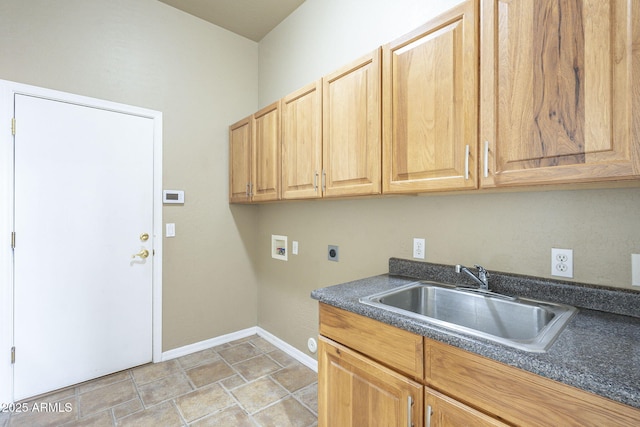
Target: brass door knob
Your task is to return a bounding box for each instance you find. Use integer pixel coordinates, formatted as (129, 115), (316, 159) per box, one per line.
(132, 249), (150, 259)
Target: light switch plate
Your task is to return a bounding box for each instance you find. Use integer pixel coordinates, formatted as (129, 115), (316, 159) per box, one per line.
(165, 223), (175, 237)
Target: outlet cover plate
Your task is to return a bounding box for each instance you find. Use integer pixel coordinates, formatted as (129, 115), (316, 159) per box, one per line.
(328, 245), (339, 262)
(632, 254), (640, 287)
(551, 248), (573, 278)
(413, 238), (425, 259)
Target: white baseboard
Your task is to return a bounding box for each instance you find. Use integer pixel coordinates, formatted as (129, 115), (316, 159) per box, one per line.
(161, 327), (318, 373)
(161, 327), (259, 361)
(256, 328), (318, 372)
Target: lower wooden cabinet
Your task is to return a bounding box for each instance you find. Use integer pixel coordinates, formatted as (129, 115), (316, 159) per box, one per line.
(318, 336), (422, 427)
(318, 304), (640, 427)
(425, 387), (508, 427)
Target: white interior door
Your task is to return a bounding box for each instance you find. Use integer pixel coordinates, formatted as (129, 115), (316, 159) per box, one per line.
(13, 94), (154, 400)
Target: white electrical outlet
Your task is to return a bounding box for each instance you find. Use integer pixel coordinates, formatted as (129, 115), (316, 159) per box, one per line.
(551, 248), (573, 278)
(413, 238), (425, 259)
(632, 254), (640, 287)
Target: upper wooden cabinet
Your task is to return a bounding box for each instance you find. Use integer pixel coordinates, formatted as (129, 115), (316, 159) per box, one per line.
(480, 0), (640, 187)
(252, 102), (281, 202)
(383, 0), (478, 193)
(229, 116), (252, 203)
(323, 49), (382, 197)
(281, 80), (323, 200)
(228, 103), (280, 203)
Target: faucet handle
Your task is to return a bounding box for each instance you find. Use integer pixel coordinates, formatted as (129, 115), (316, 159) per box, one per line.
(455, 264), (463, 273)
(474, 264), (489, 278)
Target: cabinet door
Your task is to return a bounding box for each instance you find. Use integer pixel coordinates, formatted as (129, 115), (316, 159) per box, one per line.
(281, 80), (322, 200)
(252, 102), (281, 201)
(383, 0), (478, 193)
(318, 336), (422, 427)
(229, 116), (251, 203)
(480, 0), (640, 187)
(425, 387), (507, 427)
(323, 49), (381, 197)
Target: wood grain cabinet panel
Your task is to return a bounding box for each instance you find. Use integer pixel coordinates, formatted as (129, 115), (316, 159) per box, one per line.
(281, 80), (322, 200)
(383, 0), (478, 193)
(229, 116), (252, 203)
(425, 387), (508, 427)
(480, 0), (640, 187)
(318, 336), (423, 427)
(425, 338), (640, 426)
(323, 49), (382, 197)
(251, 101), (281, 202)
(319, 303), (423, 380)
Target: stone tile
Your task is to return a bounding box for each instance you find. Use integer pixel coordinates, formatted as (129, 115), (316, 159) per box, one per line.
(177, 349), (219, 370)
(218, 342), (262, 364)
(231, 377), (287, 414)
(112, 399), (143, 420)
(131, 360), (181, 385)
(219, 374), (246, 390)
(233, 355), (281, 381)
(249, 337), (277, 353)
(78, 379), (137, 417)
(19, 386), (76, 406)
(62, 410), (114, 427)
(190, 405), (254, 427)
(185, 359), (235, 388)
(138, 373), (192, 406)
(267, 349), (297, 367)
(9, 396), (78, 427)
(230, 335), (257, 345)
(117, 402), (183, 427)
(76, 371), (130, 394)
(252, 397), (316, 427)
(271, 364), (318, 393)
(175, 383), (234, 422)
(294, 383), (318, 414)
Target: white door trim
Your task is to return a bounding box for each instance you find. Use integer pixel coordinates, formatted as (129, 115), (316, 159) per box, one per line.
(0, 79), (163, 403)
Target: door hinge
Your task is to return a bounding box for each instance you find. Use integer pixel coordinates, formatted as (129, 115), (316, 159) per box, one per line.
(11, 347), (15, 364)
(11, 231), (16, 249)
(11, 117), (16, 136)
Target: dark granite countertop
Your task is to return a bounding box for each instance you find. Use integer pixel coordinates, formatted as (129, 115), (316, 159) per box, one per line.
(311, 258), (640, 410)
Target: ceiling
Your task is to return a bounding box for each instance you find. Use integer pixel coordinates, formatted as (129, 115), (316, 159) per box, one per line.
(157, 0), (306, 42)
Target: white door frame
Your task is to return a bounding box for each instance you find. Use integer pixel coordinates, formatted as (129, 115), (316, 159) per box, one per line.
(0, 79), (163, 403)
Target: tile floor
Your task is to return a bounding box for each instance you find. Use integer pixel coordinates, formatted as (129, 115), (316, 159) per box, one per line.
(1, 335), (318, 427)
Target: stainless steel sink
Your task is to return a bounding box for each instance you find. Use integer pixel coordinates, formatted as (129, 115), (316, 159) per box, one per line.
(359, 281), (577, 352)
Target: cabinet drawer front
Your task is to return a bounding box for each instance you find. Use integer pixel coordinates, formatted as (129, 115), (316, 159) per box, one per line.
(319, 303), (423, 379)
(426, 339), (640, 426)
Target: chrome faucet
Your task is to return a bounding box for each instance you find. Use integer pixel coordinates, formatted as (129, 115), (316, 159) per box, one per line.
(455, 264), (490, 290)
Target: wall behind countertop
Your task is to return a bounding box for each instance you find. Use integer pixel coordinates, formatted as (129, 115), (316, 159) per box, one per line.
(256, 0), (640, 359)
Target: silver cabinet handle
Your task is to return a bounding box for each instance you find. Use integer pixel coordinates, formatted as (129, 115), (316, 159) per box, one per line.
(426, 404), (433, 427)
(322, 170), (326, 192)
(407, 396), (413, 427)
(464, 144), (470, 180)
(314, 171), (318, 191)
(483, 140), (489, 178)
